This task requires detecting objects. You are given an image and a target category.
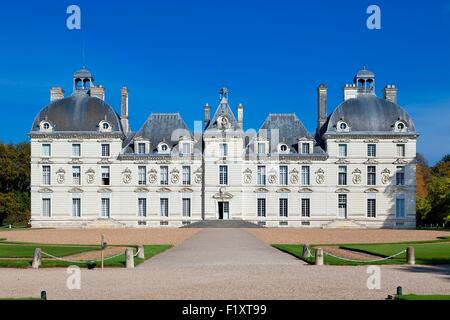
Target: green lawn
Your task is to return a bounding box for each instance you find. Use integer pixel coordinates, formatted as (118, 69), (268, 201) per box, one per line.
(273, 239), (450, 266)
(396, 294), (450, 301)
(0, 242), (172, 268)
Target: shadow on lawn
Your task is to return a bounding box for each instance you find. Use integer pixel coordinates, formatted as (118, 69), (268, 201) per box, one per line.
(394, 264), (450, 281)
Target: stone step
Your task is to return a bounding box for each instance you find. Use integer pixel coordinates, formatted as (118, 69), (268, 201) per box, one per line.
(82, 218), (127, 229)
(182, 220), (263, 229)
(323, 219), (366, 229)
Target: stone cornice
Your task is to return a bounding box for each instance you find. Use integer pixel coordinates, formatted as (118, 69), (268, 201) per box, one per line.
(29, 132), (126, 140)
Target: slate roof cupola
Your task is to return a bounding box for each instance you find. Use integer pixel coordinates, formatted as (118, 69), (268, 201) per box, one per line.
(354, 66), (375, 95)
(73, 67), (94, 94)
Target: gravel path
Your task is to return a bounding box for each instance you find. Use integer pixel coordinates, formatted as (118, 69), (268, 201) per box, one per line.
(1, 229), (449, 300)
(246, 228), (450, 245)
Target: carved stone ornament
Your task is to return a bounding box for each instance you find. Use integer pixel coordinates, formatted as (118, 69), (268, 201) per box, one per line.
(171, 168), (180, 184)
(86, 168), (95, 184)
(268, 170), (277, 185)
(352, 168), (362, 185)
(56, 168), (66, 184)
(243, 168), (252, 184)
(315, 168), (325, 185)
(381, 168), (391, 185)
(148, 169), (158, 184)
(122, 168), (132, 184)
(194, 167), (203, 184)
(213, 187), (233, 200)
(290, 168), (299, 184)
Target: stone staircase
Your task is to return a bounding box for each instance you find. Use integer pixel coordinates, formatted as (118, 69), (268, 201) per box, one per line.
(82, 218), (127, 229)
(322, 219), (367, 229)
(182, 220), (263, 229)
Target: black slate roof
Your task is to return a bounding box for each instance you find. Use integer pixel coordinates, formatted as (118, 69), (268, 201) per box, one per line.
(31, 94), (122, 133)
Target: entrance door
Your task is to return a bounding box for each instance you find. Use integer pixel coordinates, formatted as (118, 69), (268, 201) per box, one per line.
(218, 202), (230, 220)
(338, 194), (347, 219)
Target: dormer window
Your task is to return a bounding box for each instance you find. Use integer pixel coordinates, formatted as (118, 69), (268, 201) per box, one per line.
(257, 142), (267, 155)
(137, 143), (146, 155)
(336, 120), (350, 133)
(279, 144), (289, 154)
(158, 143), (170, 154)
(99, 120), (112, 133)
(301, 143), (311, 155)
(181, 142), (192, 155)
(394, 120), (408, 133)
(39, 121), (53, 132)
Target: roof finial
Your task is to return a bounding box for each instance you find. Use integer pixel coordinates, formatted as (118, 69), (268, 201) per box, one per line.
(219, 87), (229, 102)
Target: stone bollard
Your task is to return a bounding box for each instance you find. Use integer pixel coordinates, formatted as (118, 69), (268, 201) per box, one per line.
(315, 248), (324, 266)
(125, 248), (134, 269)
(407, 246), (415, 265)
(302, 245), (312, 258)
(137, 245), (145, 259)
(32, 248), (42, 269)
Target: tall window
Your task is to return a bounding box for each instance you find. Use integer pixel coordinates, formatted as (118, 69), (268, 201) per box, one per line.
(182, 142), (191, 155)
(42, 198), (51, 217)
(138, 166), (147, 185)
(160, 166), (169, 185)
(42, 144), (51, 157)
(279, 198), (288, 217)
(220, 143), (228, 157)
(279, 166), (288, 186)
(101, 144), (110, 157)
(182, 166), (191, 185)
(42, 166), (51, 185)
(257, 142), (266, 155)
(101, 198), (110, 217)
(219, 166), (228, 185)
(138, 198), (147, 217)
(72, 198), (81, 217)
(182, 198), (191, 217)
(396, 197), (406, 218)
(367, 144), (377, 157)
(338, 194), (347, 218)
(367, 166), (376, 186)
(301, 143), (310, 155)
(257, 166), (266, 185)
(160, 198), (169, 217)
(72, 144), (81, 157)
(101, 166), (110, 185)
(301, 166), (310, 186)
(301, 198), (311, 218)
(367, 199), (376, 218)
(396, 144), (405, 158)
(338, 166), (347, 186)
(137, 143), (146, 154)
(257, 198), (266, 217)
(396, 167), (405, 186)
(338, 144), (348, 157)
(72, 166), (81, 185)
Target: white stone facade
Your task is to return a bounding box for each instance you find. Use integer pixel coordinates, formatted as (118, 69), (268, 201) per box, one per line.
(29, 68), (418, 229)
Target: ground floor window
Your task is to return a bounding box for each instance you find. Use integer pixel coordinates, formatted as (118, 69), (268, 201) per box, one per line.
(160, 198), (169, 217)
(396, 197), (406, 218)
(367, 199), (376, 218)
(72, 198), (81, 217)
(279, 198), (288, 217)
(182, 198), (191, 217)
(138, 198), (147, 217)
(257, 198), (266, 217)
(42, 198), (51, 217)
(101, 198), (110, 218)
(301, 198), (310, 217)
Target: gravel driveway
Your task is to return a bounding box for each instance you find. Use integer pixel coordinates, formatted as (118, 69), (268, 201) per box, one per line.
(1, 229), (449, 300)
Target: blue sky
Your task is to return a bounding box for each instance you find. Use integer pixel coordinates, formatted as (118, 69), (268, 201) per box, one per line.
(0, 0), (449, 164)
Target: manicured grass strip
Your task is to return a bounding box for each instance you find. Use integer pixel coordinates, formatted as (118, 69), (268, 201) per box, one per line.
(341, 242), (450, 265)
(0, 243), (98, 258)
(396, 294), (450, 301)
(0, 259), (32, 268)
(272, 244), (403, 266)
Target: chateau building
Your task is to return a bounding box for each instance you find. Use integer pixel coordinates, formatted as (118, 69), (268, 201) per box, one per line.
(29, 67), (418, 228)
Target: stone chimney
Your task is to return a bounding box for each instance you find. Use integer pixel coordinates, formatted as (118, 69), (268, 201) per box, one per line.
(383, 85), (398, 104)
(317, 84), (327, 131)
(90, 85), (105, 100)
(343, 83), (358, 101)
(237, 103), (244, 129)
(50, 87), (65, 102)
(204, 103), (211, 128)
(120, 87), (130, 133)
